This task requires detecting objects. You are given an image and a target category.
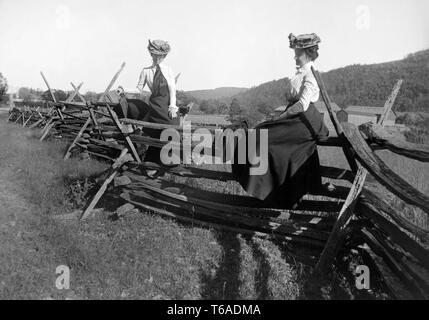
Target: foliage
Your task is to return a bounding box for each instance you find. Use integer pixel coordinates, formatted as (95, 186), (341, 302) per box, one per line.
(321, 49), (429, 111)
(41, 89), (68, 102)
(396, 112), (429, 144)
(18, 87), (43, 102)
(0, 73), (8, 103)
(83, 91), (101, 101)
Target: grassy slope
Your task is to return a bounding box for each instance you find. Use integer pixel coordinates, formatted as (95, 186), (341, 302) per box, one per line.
(0, 119), (305, 300)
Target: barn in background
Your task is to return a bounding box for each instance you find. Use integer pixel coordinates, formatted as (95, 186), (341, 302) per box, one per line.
(342, 106), (397, 126)
(273, 102), (397, 136)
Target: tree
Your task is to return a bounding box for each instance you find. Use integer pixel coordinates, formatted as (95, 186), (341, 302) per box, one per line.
(198, 99), (210, 113)
(84, 91), (99, 101)
(41, 89), (67, 102)
(0, 73), (8, 103)
(256, 101), (274, 116)
(218, 102), (228, 114)
(229, 98), (242, 116)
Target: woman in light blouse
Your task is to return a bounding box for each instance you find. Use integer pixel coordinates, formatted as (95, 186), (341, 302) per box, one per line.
(232, 33), (329, 208)
(135, 39), (180, 177)
(137, 39), (179, 121)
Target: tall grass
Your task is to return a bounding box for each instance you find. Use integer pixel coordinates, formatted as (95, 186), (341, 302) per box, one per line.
(0, 120), (303, 300)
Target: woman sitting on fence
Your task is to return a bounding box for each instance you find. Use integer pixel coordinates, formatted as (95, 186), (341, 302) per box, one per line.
(133, 39), (180, 177)
(232, 33), (329, 208)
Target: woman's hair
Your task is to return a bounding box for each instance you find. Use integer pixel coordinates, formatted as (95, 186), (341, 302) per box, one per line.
(304, 45), (319, 61)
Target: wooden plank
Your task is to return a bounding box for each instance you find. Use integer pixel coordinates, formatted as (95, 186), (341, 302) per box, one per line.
(105, 103), (141, 163)
(66, 82), (83, 103)
(40, 71), (64, 120)
(360, 244), (415, 300)
(379, 80), (403, 124)
(99, 62), (126, 102)
(358, 189), (429, 246)
(39, 120), (57, 141)
(365, 222), (429, 292)
(126, 184), (330, 242)
(29, 118), (44, 129)
(342, 122), (429, 214)
(13, 113), (22, 124)
(64, 117), (92, 159)
(311, 67), (358, 172)
(121, 191), (326, 248)
(120, 118), (182, 131)
(127, 177), (333, 231)
(361, 228), (428, 299)
(360, 122), (429, 162)
(314, 166), (367, 275)
(85, 150), (116, 161)
(22, 113), (33, 127)
(313, 80), (404, 276)
(124, 169), (338, 221)
(80, 149), (132, 220)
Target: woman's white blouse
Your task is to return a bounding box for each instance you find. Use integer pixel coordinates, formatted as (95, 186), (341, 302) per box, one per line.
(136, 62), (177, 108)
(286, 61), (320, 111)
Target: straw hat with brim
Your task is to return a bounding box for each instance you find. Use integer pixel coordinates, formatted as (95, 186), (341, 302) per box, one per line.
(289, 33), (321, 49)
(148, 39), (171, 55)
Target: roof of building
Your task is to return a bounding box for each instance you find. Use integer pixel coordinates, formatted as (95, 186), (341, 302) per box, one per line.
(274, 100), (341, 113)
(346, 111), (379, 118)
(345, 106), (397, 117)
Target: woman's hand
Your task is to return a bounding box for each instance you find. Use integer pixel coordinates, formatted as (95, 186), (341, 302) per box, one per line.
(278, 102), (304, 119)
(168, 104), (179, 119)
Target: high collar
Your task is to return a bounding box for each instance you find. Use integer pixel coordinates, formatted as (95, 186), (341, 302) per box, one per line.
(152, 61), (165, 69)
(296, 61), (314, 74)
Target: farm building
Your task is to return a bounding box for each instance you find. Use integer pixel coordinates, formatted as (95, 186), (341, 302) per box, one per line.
(343, 106), (397, 126)
(273, 103), (397, 135)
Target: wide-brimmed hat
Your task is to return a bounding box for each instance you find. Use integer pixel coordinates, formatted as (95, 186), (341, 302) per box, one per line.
(289, 33), (321, 49)
(147, 39), (171, 55)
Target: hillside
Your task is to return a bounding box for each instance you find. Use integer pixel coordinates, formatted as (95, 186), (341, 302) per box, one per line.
(192, 49), (429, 123)
(186, 87), (248, 100)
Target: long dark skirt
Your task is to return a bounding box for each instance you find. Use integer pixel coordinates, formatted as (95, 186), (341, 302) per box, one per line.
(114, 98), (151, 120)
(232, 103), (329, 208)
(142, 67), (179, 163)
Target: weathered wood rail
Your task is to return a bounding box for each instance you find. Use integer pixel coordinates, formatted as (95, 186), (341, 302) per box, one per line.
(6, 67), (429, 299)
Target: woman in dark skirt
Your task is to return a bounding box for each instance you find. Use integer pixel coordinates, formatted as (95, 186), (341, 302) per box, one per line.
(135, 39), (180, 177)
(232, 33), (329, 208)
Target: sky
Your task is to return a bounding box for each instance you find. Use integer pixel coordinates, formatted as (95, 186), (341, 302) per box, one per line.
(0, 0), (428, 93)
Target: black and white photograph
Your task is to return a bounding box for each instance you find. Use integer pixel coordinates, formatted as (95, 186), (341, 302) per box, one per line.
(0, 0), (428, 306)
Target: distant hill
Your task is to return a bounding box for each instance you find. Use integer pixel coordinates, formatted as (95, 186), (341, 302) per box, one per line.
(228, 48), (429, 114)
(186, 87), (248, 100)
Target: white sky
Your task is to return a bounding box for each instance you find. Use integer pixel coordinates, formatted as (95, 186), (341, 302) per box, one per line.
(0, 0), (428, 92)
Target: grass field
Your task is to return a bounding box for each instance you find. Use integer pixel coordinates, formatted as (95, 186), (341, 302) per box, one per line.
(0, 117), (308, 300)
(1, 112), (427, 300)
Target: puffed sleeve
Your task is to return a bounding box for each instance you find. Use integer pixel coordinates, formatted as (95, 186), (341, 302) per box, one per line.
(136, 68), (146, 93)
(162, 65), (177, 108)
(168, 67), (177, 108)
(298, 74), (320, 111)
